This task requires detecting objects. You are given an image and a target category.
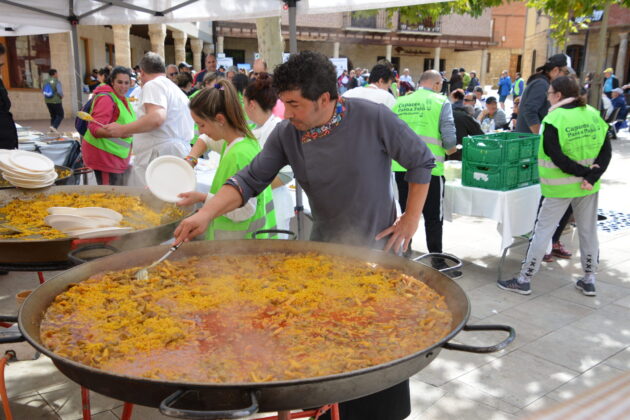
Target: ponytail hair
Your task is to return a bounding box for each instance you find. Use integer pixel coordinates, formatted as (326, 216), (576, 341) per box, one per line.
(244, 73), (277, 112)
(550, 76), (586, 107)
(189, 79), (255, 139)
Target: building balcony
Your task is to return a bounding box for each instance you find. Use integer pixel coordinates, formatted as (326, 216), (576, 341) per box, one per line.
(398, 19), (441, 34)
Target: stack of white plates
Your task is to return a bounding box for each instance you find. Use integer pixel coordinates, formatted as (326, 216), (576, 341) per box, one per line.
(0, 150), (57, 188)
(45, 207), (134, 239)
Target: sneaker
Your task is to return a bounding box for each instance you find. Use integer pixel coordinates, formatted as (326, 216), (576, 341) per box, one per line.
(497, 278), (531, 295)
(543, 253), (555, 263)
(551, 242), (572, 259)
(576, 279), (596, 296)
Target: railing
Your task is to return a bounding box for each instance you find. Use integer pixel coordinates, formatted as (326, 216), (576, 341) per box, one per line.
(398, 18), (441, 33)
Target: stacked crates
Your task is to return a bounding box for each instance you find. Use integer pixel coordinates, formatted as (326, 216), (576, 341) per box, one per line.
(462, 132), (540, 191)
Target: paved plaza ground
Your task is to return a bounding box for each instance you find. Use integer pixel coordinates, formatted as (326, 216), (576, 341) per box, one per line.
(0, 118), (628, 419)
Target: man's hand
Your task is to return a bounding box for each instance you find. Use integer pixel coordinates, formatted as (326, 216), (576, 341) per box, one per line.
(581, 180), (594, 190)
(375, 212), (420, 254)
(177, 191), (207, 207)
(102, 122), (126, 138)
(174, 211), (211, 244)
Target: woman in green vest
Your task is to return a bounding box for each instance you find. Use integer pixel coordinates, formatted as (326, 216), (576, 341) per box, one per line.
(498, 76), (611, 297)
(82, 66), (136, 185)
(177, 79), (276, 240)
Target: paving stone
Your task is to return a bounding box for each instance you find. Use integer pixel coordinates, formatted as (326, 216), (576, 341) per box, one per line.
(411, 346), (497, 387)
(4, 356), (72, 399)
(112, 403), (187, 420)
(456, 350), (578, 408)
(466, 283), (536, 319)
(545, 363), (626, 402)
(408, 378), (446, 415)
(0, 393), (60, 420)
(39, 384), (124, 420)
(438, 379), (522, 414)
(468, 312), (551, 353)
(520, 324), (626, 373)
(570, 304), (630, 346)
(508, 295), (595, 333)
(604, 347), (630, 371)
(414, 392), (517, 420)
(550, 280), (630, 309)
(74, 410), (119, 420)
(615, 294), (630, 309)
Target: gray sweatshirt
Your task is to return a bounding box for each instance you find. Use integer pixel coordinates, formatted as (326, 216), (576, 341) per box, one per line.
(227, 98), (436, 249)
(515, 77), (550, 133)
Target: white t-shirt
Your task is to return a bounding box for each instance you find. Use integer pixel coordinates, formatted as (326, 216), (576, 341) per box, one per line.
(134, 75), (194, 145)
(342, 85), (397, 109)
(253, 114), (283, 147)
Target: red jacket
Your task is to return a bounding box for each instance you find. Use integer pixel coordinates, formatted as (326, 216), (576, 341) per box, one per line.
(81, 84), (132, 174)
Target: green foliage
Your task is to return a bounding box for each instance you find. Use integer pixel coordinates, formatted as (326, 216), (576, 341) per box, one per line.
(525, 0), (630, 47)
(355, 0), (630, 47)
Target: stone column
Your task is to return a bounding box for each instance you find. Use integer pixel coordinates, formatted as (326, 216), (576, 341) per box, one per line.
(203, 42), (213, 55)
(256, 17), (283, 69)
(616, 32), (629, 84)
(112, 24), (131, 68)
(190, 38), (203, 71)
(434, 47), (441, 71)
(148, 23), (167, 59)
(386, 44), (392, 62)
(333, 42), (340, 58)
(172, 29), (188, 65)
(217, 36), (224, 54)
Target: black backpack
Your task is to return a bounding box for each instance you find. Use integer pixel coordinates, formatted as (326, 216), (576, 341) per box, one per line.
(74, 97), (95, 136)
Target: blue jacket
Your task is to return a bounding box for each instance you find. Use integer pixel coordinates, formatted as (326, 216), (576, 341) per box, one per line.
(498, 76), (512, 96)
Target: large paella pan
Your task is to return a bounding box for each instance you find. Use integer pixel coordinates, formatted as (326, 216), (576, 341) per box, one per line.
(15, 240), (514, 419)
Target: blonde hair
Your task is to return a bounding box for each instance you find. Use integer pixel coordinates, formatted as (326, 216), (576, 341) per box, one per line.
(189, 79), (255, 140)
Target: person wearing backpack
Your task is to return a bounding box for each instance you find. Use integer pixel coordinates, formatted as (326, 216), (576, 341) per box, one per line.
(42, 69), (64, 133)
(81, 66), (136, 185)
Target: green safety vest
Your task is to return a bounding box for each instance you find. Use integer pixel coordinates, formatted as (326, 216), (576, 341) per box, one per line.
(83, 93), (136, 159)
(206, 137), (277, 240)
(189, 89), (202, 146)
(392, 88), (446, 176)
(43, 77), (62, 104)
(538, 105), (607, 198)
(513, 78), (525, 96)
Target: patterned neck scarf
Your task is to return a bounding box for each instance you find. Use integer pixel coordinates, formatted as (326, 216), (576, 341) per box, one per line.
(301, 97), (346, 143)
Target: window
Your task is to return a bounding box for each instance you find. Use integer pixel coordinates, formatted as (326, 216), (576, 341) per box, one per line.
(105, 43), (115, 66)
(486, 53), (491, 73)
(531, 50), (537, 75)
(224, 49), (245, 64)
(2, 35), (51, 89)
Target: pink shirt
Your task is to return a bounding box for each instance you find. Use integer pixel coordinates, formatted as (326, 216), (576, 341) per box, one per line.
(272, 99), (285, 119)
(81, 84), (132, 174)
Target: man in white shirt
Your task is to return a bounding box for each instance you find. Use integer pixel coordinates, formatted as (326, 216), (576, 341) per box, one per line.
(399, 68), (415, 88)
(103, 52), (194, 186)
(342, 64), (396, 108)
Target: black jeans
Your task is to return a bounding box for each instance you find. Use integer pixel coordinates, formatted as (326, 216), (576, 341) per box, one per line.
(46, 103), (64, 129)
(94, 170), (125, 186)
(395, 172), (444, 253)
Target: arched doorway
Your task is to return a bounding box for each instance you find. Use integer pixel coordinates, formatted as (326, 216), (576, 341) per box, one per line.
(566, 44), (585, 77)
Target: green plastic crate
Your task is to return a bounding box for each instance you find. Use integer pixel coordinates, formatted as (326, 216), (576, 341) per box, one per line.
(462, 159), (539, 191)
(463, 132), (540, 165)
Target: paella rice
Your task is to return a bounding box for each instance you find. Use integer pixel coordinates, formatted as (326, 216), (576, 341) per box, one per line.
(0, 192), (183, 239)
(41, 252), (453, 383)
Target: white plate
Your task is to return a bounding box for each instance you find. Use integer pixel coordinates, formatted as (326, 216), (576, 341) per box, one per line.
(2, 170), (57, 183)
(145, 156), (196, 203)
(0, 151), (14, 171)
(3, 178), (55, 189)
(47, 206), (123, 222)
(44, 214), (106, 229)
(68, 227), (134, 239)
(8, 150), (54, 173)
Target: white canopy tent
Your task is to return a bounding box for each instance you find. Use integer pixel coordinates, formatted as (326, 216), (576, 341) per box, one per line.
(0, 0), (448, 109)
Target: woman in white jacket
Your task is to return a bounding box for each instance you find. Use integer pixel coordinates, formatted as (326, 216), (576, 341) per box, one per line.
(243, 73), (294, 237)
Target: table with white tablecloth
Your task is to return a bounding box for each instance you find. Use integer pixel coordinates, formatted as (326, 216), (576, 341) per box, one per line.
(443, 180), (541, 251)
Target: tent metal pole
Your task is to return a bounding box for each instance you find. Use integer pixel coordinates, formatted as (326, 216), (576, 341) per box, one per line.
(287, 0), (304, 240)
(70, 23), (83, 112)
(69, 0), (83, 113)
